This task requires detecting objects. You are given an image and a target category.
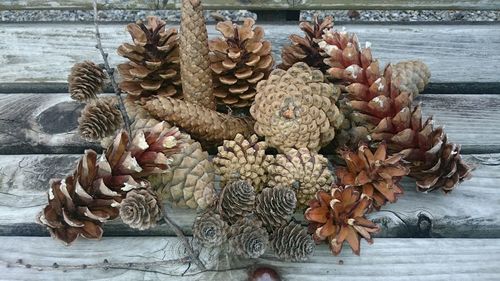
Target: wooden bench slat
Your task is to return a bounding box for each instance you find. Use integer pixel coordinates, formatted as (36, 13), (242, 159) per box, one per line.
(296, 0), (500, 10)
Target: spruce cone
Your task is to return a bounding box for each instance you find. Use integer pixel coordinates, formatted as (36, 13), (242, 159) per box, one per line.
(144, 96), (255, 144)
(209, 18), (274, 107)
(218, 180), (256, 224)
(393, 60), (431, 99)
(255, 187), (296, 230)
(250, 62), (344, 152)
(193, 209), (229, 248)
(119, 188), (162, 230)
(228, 216), (269, 258)
(279, 16), (333, 72)
(213, 134), (274, 192)
(117, 16), (181, 99)
(305, 186), (380, 255)
(268, 148), (334, 208)
(78, 97), (123, 141)
(179, 0), (215, 109)
(68, 61), (106, 102)
(270, 222), (314, 261)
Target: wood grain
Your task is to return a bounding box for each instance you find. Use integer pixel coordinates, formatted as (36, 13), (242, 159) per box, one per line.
(295, 0), (500, 10)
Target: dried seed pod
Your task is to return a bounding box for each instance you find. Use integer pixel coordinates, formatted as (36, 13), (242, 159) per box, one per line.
(119, 188), (162, 230)
(218, 180), (256, 224)
(270, 222), (314, 261)
(68, 60), (106, 102)
(255, 187), (296, 230)
(228, 216), (269, 258)
(193, 209), (229, 248)
(78, 97), (123, 141)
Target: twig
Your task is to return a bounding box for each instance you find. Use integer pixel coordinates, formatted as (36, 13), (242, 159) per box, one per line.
(92, 0), (132, 138)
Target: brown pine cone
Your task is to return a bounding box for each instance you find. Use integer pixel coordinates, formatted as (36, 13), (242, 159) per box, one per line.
(193, 209), (229, 248)
(392, 60), (431, 99)
(218, 180), (256, 224)
(68, 61), (106, 102)
(209, 18), (274, 108)
(270, 221), (314, 261)
(268, 148), (334, 208)
(78, 97), (123, 141)
(228, 216), (269, 258)
(117, 16), (181, 99)
(250, 62), (344, 152)
(255, 187), (296, 230)
(119, 188), (162, 230)
(213, 134), (274, 192)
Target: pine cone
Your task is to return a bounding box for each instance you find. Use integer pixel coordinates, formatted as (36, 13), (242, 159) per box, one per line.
(209, 18), (274, 108)
(228, 216), (269, 258)
(218, 180), (256, 224)
(143, 96), (255, 144)
(337, 143), (409, 210)
(78, 97), (123, 141)
(279, 16), (333, 72)
(305, 186), (380, 255)
(270, 222), (314, 261)
(68, 61), (106, 102)
(255, 187), (296, 230)
(193, 209), (229, 248)
(268, 148), (334, 208)
(213, 134), (274, 192)
(117, 16), (181, 99)
(179, 0), (215, 109)
(119, 188), (162, 230)
(250, 62), (344, 152)
(393, 60), (431, 99)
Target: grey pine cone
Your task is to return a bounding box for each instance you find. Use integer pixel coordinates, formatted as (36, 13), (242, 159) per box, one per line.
(193, 209), (229, 248)
(68, 60), (106, 102)
(255, 187), (297, 230)
(78, 97), (123, 141)
(119, 188), (162, 231)
(228, 216), (269, 258)
(270, 221), (314, 262)
(218, 180), (256, 224)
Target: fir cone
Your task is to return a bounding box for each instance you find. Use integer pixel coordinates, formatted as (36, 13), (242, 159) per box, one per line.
(250, 62), (344, 152)
(305, 186), (380, 255)
(117, 16), (181, 99)
(78, 97), (123, 141)
(218, 180), (256, 224)
(119, 188), (162, 230)
(213, 134), (274, 192)
(255, 187), (296, 230)
(228, 216), (269, 258)
(179, 0), (215, 109)
(209, 18), (274, 107)
(193, 209), (229, 248)
(279, 16), (333, 72)
(270, 221), (314, 262)
(268, 148), (334, 208)
(68, 60), (106, 102)
(392, 60), (431, 99)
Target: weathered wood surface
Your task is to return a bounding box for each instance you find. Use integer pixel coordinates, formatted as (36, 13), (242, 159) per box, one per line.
(1, 23), (499, 84)
(295, 0), (500, 10)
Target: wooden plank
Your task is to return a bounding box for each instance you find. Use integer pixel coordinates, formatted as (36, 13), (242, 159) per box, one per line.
(1, 23), (500, 84)
(0, 153), (498, 238)
(295, 0), (500, 10)
(1, 237), (499, 280)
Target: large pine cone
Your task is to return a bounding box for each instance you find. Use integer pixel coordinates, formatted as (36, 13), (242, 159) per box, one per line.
(218, 180), (256, 224)
(193, 209), (229, 248)
(117, 16), (181, 99)
(213, 134), (274, 192)
(228, 216), (269, 258)
(209, 18), (274, 108)
(270, 222), (314, 261)
(255, 187), (296, 230)
(250, 62), (344, 152)
(268, 148), (334, 208)
(119, 188), (162, 230)
(392, 60), (431, 99)
(68, 61), (106, 102)
(78, 97), (123, 141)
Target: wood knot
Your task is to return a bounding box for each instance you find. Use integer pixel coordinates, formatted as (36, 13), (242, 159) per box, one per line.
(416, 212), (433, 237)
(36, 101), (83, 134)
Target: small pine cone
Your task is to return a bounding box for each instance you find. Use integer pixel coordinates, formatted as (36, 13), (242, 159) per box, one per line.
(268, 148), (334, 208)
(392, 60), (431, 99)
(78, 97), (123, 141)
(218, 180), (256, 224)
(193, 209), (229, 248)
(120, 188), (162, 230)
(68, 61), (106, 102)
(255, 187), (296, 230)
(228, 216), (269, 258)
(213, 134), (274, 192)
(270, 222), (314, 261)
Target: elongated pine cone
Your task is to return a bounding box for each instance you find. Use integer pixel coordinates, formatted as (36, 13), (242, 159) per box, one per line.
(270, 222), (314, 261)
(193, 209), (229, 247)
(144, 96), (254, 144)
(213, 134), (274, 192)
(228, 216), (269, 258)
(305, 186), (380, 255)
(209, 18), (274, 107)
(337, 143), (409, 210)
(250, 62), (344, 152)
(78, 97), (123, 141)
(120, 188), (162, 230)
(268, 148), (334, 208)
(393, 60), (431, 98)
(68, 61), (106, 101)
(279, 16), (333, 72)
(255, 187), (297, 230)
(218, 180), (256, 224)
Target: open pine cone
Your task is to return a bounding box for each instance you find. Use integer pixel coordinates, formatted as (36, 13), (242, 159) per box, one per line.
(193, 209), (229, 248)
(228, 216), (269, 258)
(119, 188), (162, 230)
(255, 187), (297, 230)
(270, 221), (314, 261)
(68, 60), (106, 102)
(78, 97), (123, 141)
(218, 180), (256, 224)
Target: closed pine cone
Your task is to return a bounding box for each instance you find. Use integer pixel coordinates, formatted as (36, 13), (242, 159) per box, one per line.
(393, 60), (431, 99)
(213, 134), (274, 192)
(68, 60), (106, 102)
(250, 62), (344, 152)
(193, 209), (229, 248)
(117, 16), (181, 99)
(255, 187), (296, 230)
(119, 188), (162, 230)
(209, 18), (274, 108)
(218, 180), (256, 224)
(270, 221), (314, 261)
(228, 216), (269, 258)
(78, 97), (123, 141)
